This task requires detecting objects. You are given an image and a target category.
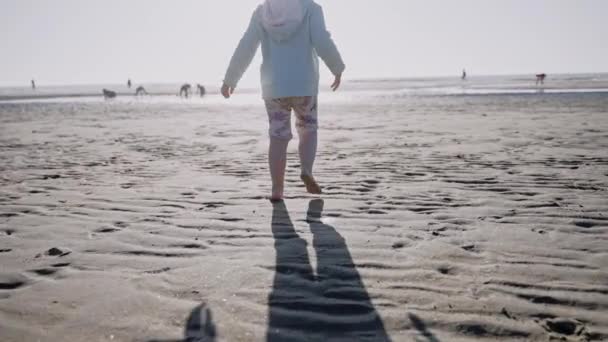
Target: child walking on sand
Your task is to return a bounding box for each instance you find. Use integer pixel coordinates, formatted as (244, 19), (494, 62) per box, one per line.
(222, 0), (345, 201)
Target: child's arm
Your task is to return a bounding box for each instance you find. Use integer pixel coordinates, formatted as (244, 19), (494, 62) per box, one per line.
(222, 12), (261, 98)
(310, 5), (345, 79)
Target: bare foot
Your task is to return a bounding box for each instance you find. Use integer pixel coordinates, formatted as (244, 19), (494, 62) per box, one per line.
(270, 184), (284, 203)
(300, 174), (322, 195)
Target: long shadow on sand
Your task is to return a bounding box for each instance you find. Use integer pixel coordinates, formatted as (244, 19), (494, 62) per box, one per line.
(267, 199), (391, 341)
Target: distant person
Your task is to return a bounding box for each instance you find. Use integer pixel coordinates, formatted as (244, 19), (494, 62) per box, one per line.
(127, 79), (132, 88)
(31, 79), (36, 90)
(222, 0), (345, 201)
(462, 69), (467, 81)
(180, 83), (192, 98)
(102, 88), (117, 99)
(536, 73), (547, 85)
(197, 84), (206, 97)
(135, 86), (148, 96)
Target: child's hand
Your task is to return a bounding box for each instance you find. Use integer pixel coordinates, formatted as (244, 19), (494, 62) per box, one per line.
(331, 73), (342, 91)
(221, 83), (234, 99)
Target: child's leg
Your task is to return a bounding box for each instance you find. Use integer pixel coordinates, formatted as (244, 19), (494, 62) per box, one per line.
(265, 99), (293, 200)
(298, 130), (317, 177)
(293, 97), (322, 194)
(269, 137), (289, 199)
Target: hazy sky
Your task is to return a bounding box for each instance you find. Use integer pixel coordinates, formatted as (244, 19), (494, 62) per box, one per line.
(1, 0), (607, 87)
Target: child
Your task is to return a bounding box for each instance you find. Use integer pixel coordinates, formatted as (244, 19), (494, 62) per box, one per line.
(222, 0), (345, 201)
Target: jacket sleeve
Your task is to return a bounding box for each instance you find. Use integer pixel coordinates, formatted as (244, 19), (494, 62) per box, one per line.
(310, 5), (345, 76)
(223, 12), (261, 88)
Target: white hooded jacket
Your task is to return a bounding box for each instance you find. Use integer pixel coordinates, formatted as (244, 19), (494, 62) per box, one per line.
(224, 0), (345, 99)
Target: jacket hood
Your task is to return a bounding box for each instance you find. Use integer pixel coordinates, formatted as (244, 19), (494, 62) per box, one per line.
(259, 0), (312, 42)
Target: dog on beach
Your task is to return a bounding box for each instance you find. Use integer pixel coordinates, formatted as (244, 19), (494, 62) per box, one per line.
(135, 86), (148, 96)
(102, 89), (117, 99)
(180, 84), (192, 98)
(536, 73), (547, 85)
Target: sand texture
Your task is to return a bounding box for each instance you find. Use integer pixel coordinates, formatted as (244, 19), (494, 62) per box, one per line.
(1, 92), (608, 341)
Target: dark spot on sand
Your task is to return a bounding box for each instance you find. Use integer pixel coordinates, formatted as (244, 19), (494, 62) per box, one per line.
(501, 308), (514, 319)
(574, 221), (596, 228)
(325, 213), (342, 218)
(405, 172), (426, 176)
(46, 247), (71, 257)
(31, 268), (58, 276)
(461, 245), (477, 252)
(392, 242), (406, 249)
(42, 174), (61, 180)
(171, 243), (208, 250)
(0, 281), (26, 290)
(437, 266), (453, 275)
(516, 293), (580, 307)
(368, 210), (387, 215)
(120, 183), (135, 189)
(145, 267), (171, 274)
(115, 250), (192, 258)
(203, 202), (227, 209)
(457, 324), (488, 336)
(52, 263), (70, 268)
(95, 227), (120, 233)
(218, 218), (243, 222)
(29, 190), (47, 194)
(0, 213), (18, 218)
(47, 248), (63, 256)
(531, 313), (557, 320)
(0, 249), (12, 253)
(544, 319), (579, 336)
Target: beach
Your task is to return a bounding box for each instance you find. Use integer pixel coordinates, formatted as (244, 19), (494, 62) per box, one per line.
(1, 75), (608, 341)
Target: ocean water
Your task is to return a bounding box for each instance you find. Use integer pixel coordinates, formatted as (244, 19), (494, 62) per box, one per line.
(1, 73), (608, 106)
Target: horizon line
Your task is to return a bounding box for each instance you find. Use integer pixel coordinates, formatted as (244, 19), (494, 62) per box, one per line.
(1, 71), (607, 89)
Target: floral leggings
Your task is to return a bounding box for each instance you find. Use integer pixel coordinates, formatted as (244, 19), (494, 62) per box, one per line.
(264, 96), (318, 140)
(264, 96), (318, 186)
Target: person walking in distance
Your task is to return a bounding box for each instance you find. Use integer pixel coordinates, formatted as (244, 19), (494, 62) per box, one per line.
(221, 0), (345, 201)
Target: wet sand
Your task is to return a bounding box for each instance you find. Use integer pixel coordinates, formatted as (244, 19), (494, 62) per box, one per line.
(1, 93), (607, 341)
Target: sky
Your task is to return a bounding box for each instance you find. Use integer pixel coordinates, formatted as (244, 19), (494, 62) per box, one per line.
(1, 0), (607, 87)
